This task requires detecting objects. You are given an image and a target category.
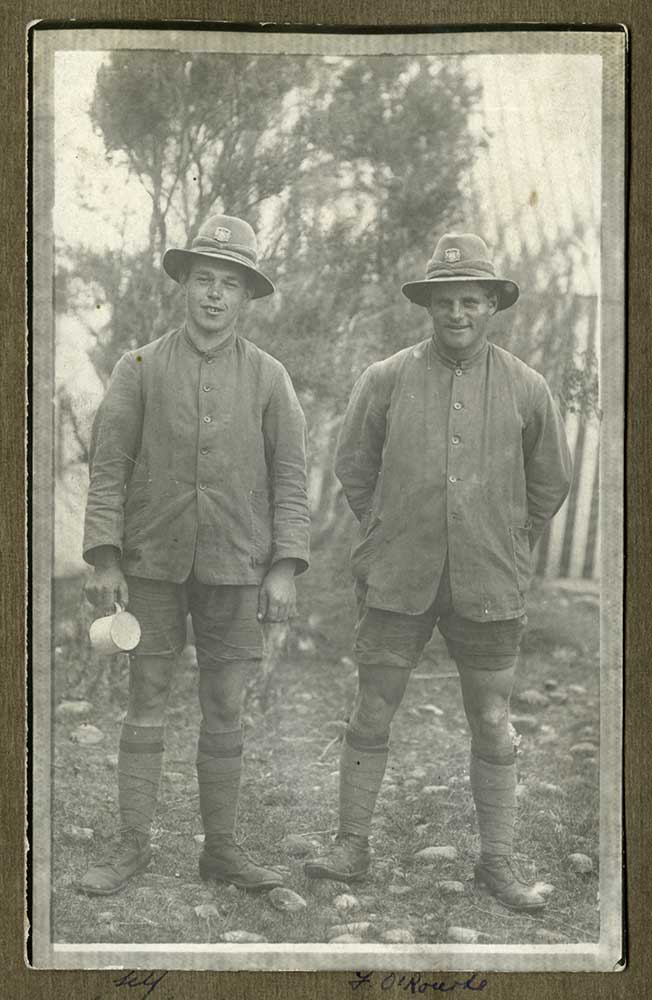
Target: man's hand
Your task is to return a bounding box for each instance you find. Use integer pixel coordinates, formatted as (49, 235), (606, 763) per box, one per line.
(84, 546), (129, 614)
(257, 559), (297, 623)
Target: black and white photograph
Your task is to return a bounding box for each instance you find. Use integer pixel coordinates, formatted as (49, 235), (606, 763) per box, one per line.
(29, 24), (625, 972)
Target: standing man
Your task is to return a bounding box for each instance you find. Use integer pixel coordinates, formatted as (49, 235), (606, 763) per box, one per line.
(80, 215), (310, 895)
(305, 233), (572, 911)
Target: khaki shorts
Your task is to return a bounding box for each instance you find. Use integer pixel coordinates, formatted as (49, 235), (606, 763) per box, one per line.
(354, 563), (526, 672)
(126, 575), (262, 668)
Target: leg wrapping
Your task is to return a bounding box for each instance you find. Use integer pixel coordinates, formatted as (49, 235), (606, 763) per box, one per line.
(118, 723), (165, 838)
(470, 751), (517, 858)
(196, 726), (243, 847)
(338, 727), (389, 840)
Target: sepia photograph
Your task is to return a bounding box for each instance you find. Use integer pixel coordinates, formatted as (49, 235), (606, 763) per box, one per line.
(29, 24), (625, 972)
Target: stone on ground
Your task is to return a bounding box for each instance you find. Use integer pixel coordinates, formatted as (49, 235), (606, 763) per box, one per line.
(568, 853), (593, 873)
(419, 703), (444, 716)
(415, 845), (458, 861)
(55, 700), (93, 721)
(569, 742), (598, 756)
(543, 678), (559, 691)
(388, 884), (412, 896)
(547, 690), (568, 705)
(537, 782), (564, 795)
(436, 880), (465, 894)
(532, 881), (555, 898)
(421, 785), (449, 795)
(514, 688), (550, 708)
(269, 887), (307, 912)
(223, 930), (268, 943)
(510, 714), (539, 734)
(68, 825), (94, 842)
(194, 903), (220, 919)
(447, 925), (479, 943)
(382, 928), (416, 944)
(280, 834), (319, 857)
(70, 723), (104, 745)
(568, 684), (587, 695)
(328, 921), (373, 939)
(193, 834), (205, 845)
(535, 927), (567, 943)
(334, 893), (359, 911)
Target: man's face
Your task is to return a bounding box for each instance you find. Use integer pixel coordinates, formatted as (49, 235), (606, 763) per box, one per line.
(183, 258), (250, 339)
(427, 281), (497, 357)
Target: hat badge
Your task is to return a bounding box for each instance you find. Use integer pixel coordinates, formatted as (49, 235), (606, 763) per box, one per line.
(444, 247), (461, 263)
(214, 227), (232, 243)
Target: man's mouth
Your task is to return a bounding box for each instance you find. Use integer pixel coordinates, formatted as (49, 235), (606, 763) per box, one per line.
(203, 306), (225, 316)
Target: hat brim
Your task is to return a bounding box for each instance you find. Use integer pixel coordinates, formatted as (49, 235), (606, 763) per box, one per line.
(162, 247), (275, 299)
(402, 276), (519, 311)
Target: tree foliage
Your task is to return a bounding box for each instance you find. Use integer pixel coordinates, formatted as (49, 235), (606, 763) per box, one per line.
(59, 51), (482, 399)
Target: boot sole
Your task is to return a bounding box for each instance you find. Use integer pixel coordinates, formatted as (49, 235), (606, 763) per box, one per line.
(474, 875), (546, 913)
(303, 861), (368, 883)
(198, 856), (283, 891)
(78, 853), (152, 896)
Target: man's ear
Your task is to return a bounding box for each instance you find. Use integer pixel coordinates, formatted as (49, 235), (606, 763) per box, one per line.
(487, 292), (498, 315)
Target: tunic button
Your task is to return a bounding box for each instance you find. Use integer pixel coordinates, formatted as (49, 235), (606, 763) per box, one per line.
(451, 435), (461, 445)
(453, 401), (463, 410)
(448, 475), (457, 483)
(200, 447), (209, 455)
(455, 368), (463, 376)
(202, 384), (213, 392)
(203, 415), (212, 423)
(206, 358), (215, 365)
(199, 483), (207, 491)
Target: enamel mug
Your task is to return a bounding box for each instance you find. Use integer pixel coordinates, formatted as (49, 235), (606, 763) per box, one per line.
(89, 603), (141, 655)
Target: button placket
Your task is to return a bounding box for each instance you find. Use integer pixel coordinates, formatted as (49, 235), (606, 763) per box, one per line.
(448, 367), (468, 486)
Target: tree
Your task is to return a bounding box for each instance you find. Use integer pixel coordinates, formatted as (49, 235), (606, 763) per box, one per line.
(57, 50), (484, 604)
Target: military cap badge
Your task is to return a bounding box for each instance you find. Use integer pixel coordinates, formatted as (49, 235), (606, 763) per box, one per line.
(444, 247), (461, 263)
(214, 227), (232, 242)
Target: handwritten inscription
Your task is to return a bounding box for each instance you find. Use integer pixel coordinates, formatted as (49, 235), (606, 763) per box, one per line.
(94, 971), (169, 1000)
(349, 972), (488, 993)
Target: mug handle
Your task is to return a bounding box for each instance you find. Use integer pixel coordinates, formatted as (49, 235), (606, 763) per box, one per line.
(114, 601), (124, 614)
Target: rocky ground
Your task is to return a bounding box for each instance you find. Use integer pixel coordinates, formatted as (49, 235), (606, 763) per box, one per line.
(50, 576), (600, 946)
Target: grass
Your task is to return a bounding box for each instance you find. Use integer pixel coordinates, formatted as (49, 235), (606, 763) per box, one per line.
(50, 573), (600, 946)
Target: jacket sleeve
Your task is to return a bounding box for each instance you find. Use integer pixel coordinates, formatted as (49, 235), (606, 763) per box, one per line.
(334, 362), (391, 522)
(82, 352), (144, 565)
(263, 366), (311, 575)
(522, 377), (573, 543)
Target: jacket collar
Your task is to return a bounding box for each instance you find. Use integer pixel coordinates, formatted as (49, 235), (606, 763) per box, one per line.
(181, 324), (237, 358)
(427, 335), (489, 371)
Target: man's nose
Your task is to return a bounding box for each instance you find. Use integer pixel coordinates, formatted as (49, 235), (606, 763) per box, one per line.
(449, 299), (464, 318)
(207, 284), (222, 299)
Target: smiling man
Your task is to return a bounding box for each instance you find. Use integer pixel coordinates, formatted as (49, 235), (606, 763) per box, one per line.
(80, 214), (310, 895)
(305, 233), (572, 911)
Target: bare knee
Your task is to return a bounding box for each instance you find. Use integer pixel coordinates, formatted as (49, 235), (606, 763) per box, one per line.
(350, 668), (408, 741)
(127, 655), (173, 724)
(199, 667), (246, 731)
(466, 699), (512, 758)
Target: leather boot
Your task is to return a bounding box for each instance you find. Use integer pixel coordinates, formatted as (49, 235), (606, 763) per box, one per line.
(78, 829), (152, 895)
(474, 856), (547, 912)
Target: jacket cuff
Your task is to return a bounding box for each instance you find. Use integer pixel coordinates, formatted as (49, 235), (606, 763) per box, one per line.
(271, 544), (309, 577)
(82, 533), (124, 567)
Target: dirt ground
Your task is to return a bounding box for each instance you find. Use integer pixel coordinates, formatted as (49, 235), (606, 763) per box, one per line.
(50, 575), (600, 946)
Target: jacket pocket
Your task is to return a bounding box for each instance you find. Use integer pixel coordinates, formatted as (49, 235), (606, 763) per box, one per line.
(350, 514), (383, 582)
(248, 489), (273, 567)
(510, 525), (533, 595)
